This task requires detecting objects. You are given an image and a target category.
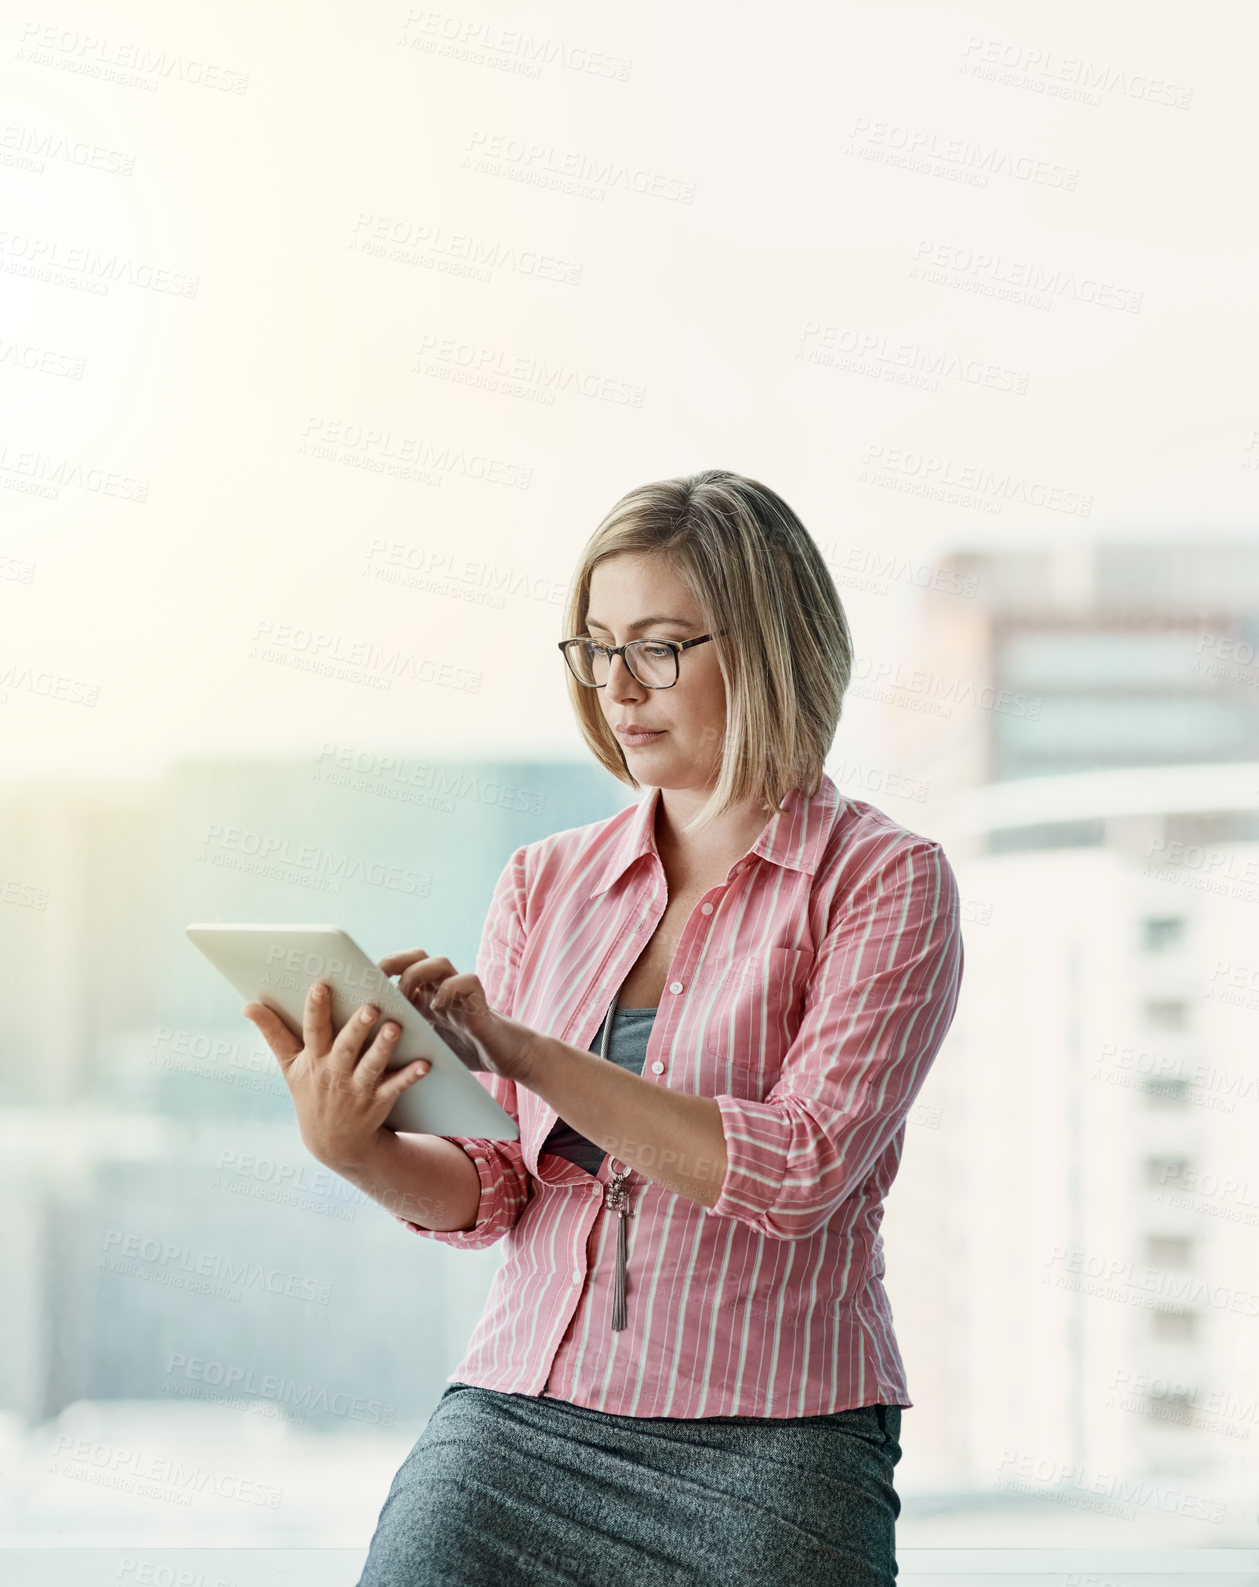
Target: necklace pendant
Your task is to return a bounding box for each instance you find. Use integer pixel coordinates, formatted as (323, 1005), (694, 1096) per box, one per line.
(605, 1167), (633, 1331)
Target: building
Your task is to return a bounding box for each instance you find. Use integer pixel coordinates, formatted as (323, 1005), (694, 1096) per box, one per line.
(878, 540), (1259, 1536)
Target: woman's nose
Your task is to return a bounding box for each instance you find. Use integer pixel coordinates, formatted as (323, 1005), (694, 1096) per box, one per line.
(607, 653), (643, 696)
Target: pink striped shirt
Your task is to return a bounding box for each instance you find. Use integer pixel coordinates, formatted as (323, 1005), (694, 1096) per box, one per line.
(397, 771), (964, 1418)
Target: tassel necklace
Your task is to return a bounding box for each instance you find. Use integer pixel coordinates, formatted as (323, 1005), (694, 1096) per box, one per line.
(598, 987), (634, 1332)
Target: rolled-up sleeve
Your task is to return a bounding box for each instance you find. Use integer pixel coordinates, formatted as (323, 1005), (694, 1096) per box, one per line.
(706, 839), (964, 1240)
(395, 843), (534, 1250)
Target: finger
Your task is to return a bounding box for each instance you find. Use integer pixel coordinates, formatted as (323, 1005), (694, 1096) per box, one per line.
(242, 1003), (301, 1068)
(378, 949), (430, 976)
(422, 974), (494, 1072)
(355, 1018), (408, 1091)
(327, 1000), (381, 1072)
(431, 971), (488, 1019)
(378, 1056), (433, 1108)
(399, 956), (457, 1004)
(303, 980), (334, 1056)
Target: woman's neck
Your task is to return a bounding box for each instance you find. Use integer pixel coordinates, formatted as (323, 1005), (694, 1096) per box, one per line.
(654, 792), (775, 892)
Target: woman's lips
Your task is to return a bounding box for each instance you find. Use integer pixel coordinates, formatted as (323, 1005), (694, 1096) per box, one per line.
(616, 728), (665, 747)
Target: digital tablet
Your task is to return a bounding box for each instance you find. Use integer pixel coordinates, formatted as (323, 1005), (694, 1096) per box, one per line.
(185, 923), (519, 1140)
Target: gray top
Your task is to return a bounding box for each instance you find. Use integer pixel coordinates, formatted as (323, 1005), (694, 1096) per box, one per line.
(540, 1004), (658, 1177)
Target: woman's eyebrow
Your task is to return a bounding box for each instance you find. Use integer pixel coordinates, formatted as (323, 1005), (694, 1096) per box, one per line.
(586, 614), (694, 632)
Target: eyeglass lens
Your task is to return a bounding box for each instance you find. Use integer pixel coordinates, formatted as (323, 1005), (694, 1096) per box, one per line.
(569, 641), (676, 687)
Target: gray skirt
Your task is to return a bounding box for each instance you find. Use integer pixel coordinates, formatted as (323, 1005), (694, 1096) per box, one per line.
(356, 1382), (903, 1587)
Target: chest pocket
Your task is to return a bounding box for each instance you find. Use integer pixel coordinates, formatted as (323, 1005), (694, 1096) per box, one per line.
(697, 946), (816, 1099)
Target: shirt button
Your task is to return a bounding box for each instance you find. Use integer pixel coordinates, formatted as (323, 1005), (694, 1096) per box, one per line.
(669, 980), (683, 994)
(701, 903), (713, 915)
(572, 1270), (582, 1285)
(650, 1060), (665, 1075)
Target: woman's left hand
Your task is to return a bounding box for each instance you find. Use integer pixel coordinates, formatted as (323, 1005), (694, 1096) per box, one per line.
(377, 949), (541, 1085)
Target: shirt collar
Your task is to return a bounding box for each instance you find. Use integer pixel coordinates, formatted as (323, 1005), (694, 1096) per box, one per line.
(587, 771), (842, 899)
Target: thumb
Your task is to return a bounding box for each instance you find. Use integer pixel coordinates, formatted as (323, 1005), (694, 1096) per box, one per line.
(243, 1004), (301, 1066)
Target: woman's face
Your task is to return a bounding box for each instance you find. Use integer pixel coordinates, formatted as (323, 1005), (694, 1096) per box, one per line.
(585, 553), (726, 793)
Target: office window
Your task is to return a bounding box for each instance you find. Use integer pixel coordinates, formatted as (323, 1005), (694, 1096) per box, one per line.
(1141, 916), (1186, 952)
(1141, 1074), (1189, 1106)
(1143, 1387), (1196, 1428)
(1145, 1233), (1193, 1267)
(999, 629), (1213, 689)
(1164, 810), (1259, 847)
(1150, 1308), (1198, 1343)
(1143, 1154), (1191, 1188)
(994, 696), (1255, 774)
(1143, 999), (1189, 1032)
(984, 819), (1106, 854)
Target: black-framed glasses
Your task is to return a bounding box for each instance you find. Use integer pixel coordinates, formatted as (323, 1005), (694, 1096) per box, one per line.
(557, 633), (721, 689)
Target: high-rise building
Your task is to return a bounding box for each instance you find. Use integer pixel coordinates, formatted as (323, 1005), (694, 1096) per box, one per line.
(879, 540), (1258, 1533)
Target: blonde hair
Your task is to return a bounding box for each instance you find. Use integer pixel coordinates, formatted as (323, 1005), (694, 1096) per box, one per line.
(560, 469), (853, 836)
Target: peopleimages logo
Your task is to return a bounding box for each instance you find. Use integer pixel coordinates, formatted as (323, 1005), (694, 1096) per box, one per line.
(100, 1230), (331, 1304)
(16, 23), (250, 94)
(1044, 1243), (1259, 1316)
(163, 1351), (395, 1427)
(0, 229), (198, 297)
(993, 1449), (1225, 1524)
(49, 1436), (281, 1509)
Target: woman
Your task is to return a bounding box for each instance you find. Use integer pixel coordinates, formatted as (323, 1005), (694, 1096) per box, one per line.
(245, 469), (965, 1586)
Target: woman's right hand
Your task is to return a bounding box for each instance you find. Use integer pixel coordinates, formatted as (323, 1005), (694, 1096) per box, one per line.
(242, 982), (431, 1174)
